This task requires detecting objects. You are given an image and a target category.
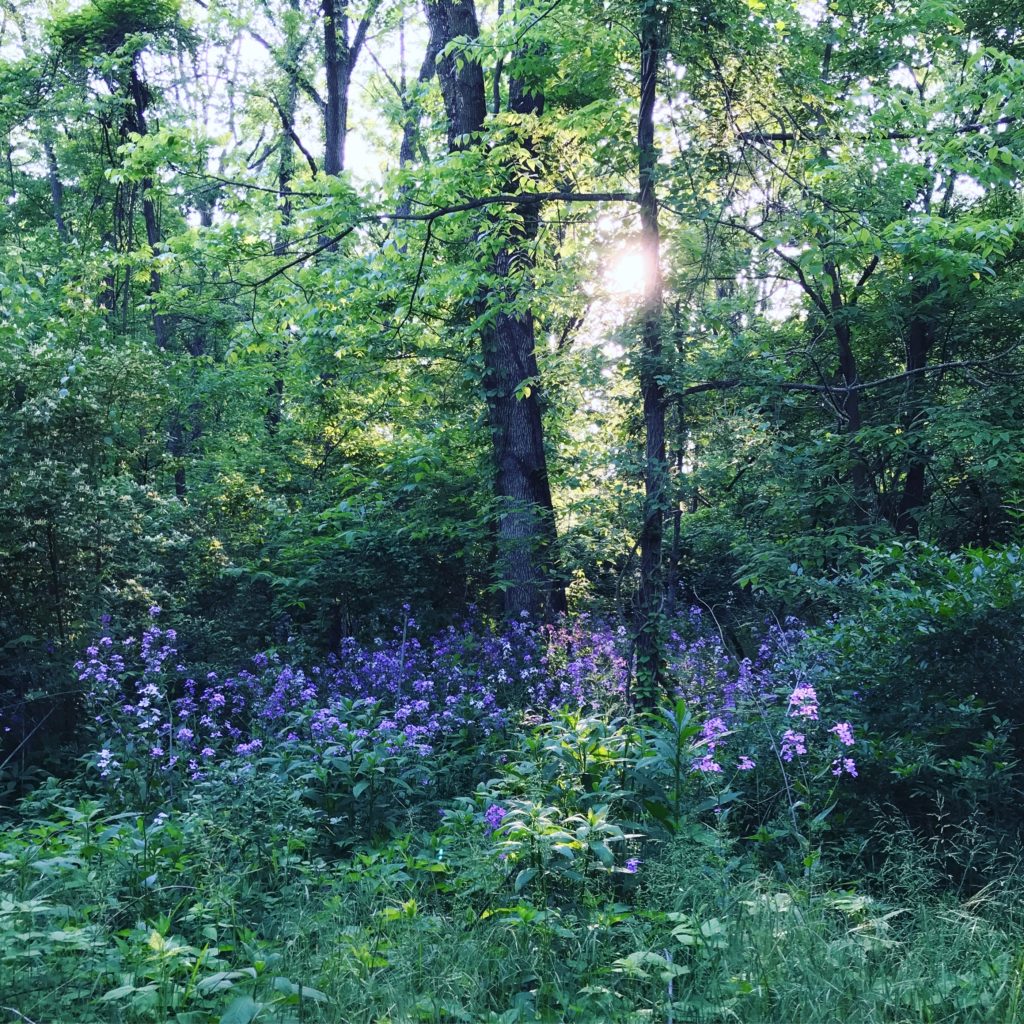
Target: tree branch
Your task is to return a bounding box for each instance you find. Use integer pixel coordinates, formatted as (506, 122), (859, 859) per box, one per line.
(268, 94), (319, 177)
(738, 114), (1019, 144)
(246, 28), (327, 112)
(248, 224), (359, 286)
(243, 191), (638, 287)
(677, 347), (1024, 401)
(698, 213), (831, 319)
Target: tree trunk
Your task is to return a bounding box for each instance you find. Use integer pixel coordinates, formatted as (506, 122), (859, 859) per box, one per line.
(127, 65), (170, 349)
(322, 0), (378, 176)
(322, 0), (350, 175)
(425, 0), (566, 618)
(267, 0), (303, 434)
(424, 0), (487, 153)
(635, 4), (668, 698)
(895, 285), (936, 534)
(826, 261), (870, 519)
(274, 66), (300, 254)
(43, 136), (69, 242)
(666, 314), (688, 619)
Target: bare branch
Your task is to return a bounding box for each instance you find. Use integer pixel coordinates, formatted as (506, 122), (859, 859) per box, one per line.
(678, 346), (1024, 401)
(245, 28), (326, 112)
(268, 94), (318, 177)
(249, 224), (359, 286)
(216, 190), (638, 289)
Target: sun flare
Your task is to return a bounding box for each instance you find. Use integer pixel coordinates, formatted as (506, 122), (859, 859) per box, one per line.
(605, 246), (649, 296)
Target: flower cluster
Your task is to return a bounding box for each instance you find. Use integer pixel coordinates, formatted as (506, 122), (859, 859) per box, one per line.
(662, 610), (858, 783)
(76, 607), (860, 805)
(76, 609), (635, 788)
(780, 729), (807, 762)
(788, 685), (820, 720)
(483, 804), (507, 834)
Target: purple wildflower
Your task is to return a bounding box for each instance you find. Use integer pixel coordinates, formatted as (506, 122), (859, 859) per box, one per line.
(829, 721), (855, 746)
(483, 804), (506, 834)
(788, 685), (819, 720)
(780, 729), (806, 762)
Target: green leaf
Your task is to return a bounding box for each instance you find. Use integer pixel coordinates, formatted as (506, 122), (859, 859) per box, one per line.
(219, 996), (264, 1024)
(514, 868), (537, 893)
(101, 984), (138, 1001)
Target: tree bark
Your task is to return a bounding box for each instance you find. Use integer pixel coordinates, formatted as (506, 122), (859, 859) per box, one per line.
(425, 0), (566, 618)
(665, 311), (689, 619)
(127, 65), (170, 349)
(895, 285), (936, 534)
(635, 3), (668, 697)
(43, 136), (69, 242)
(322, 0), (378, 176)
(267, 0), (304, 434)
(424, 0), (487, 152)
(824, 259), (872, 520)
(322, 0), (350, 175)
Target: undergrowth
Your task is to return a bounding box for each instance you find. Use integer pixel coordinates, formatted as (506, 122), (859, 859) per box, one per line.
(2, 609), (1023, 1022)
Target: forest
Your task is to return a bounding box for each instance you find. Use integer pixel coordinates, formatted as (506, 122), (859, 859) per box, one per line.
(1, 0), (1023, 1019)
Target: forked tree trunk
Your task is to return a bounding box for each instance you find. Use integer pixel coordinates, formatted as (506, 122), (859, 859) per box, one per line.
(322, 0), (378, 176)
(424, 0), (566, 618)
(322, 0), (350, 175)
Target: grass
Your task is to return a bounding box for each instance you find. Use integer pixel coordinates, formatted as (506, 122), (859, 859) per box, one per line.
(2, 780), (1024, 1024)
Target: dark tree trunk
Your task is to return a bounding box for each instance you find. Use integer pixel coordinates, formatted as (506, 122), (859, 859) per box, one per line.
(484, 275), (565, 618)
(424, 0), (487, 152)
(825, 261), (870, 519)
(274, 69), (300, 255)
(127, 65), (170, 349)
(169, 419), (188, 498)
(635, 4), (668, 698)
(425, 0), (565, 618)
(895, 286), (936, 534)
(666, 315), (688, 619)
(322, 0), (350, 175)
(43, 136), (69, 242)
(492, 0), (505, 114)
(267, 0), (303, 435)
(322, 0), (377, 176)
(487, 63), (566, 618)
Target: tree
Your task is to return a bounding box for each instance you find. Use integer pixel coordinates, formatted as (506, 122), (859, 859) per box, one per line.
(632, 0), (669, 696)
(424, 0), (566, 618)
(322, 0), (381, 174)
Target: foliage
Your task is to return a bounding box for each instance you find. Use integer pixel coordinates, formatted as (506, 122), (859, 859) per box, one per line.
(1, 0), (1024, 1018)
(812, 543), (1024, 836)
